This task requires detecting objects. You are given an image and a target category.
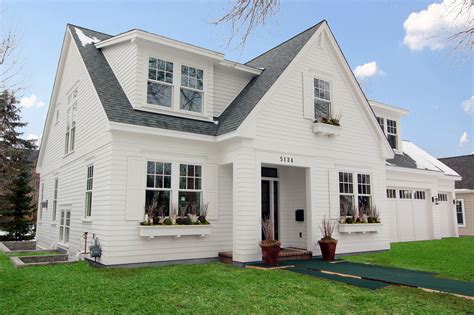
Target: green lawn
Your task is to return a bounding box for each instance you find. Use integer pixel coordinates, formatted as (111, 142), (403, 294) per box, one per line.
(1, 248), (473, 313)
(6, 251), (61, 257)
(343, 237), (474, 282)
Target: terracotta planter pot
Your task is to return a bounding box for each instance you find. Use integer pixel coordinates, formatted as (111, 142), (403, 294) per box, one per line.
(318, 239), (337, 261)
(260, 241), (281, 266)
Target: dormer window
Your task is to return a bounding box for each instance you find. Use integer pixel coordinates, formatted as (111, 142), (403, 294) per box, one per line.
(147, 57), (174, 107)
(387, 119), (398, 149)
(376, 117), (384, 131)
(314, 78), (331, 119)
(180, 65), (203, 113)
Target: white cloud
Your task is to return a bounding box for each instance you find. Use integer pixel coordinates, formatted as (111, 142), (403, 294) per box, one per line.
(459, 131), (469, 145)
(461, 96), (474, 113)
(26, 134), (42, 147)
(403, 0), (473, 51)
(353, 61), (384, 80)
(19, 94), (45, 108)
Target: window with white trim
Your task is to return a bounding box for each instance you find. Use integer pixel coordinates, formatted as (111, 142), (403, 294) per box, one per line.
(52, 178), (58, 222)
(64, 89), (77, 155)
(339, 172), (354, 216)
(399, 190), (412, 199)
(147, 57), (174, 107)
(314, 78), (331, 119)
(387, 119), (397, 149)
(357, 174), (372, 215)
(59, 209), (71, 243)
(179, 164), (202, 215)
(376, 117), (384, 131)
(456, 199), (465, 226)
(414, 191), (426, 200)
(146, 161), (172, 216)
(438, 193), (448, 202)
(84, 165), (94, 218)
(386, 189), (396, 199)
(180, 65), (204, 113)
(39, 183), (44, 221)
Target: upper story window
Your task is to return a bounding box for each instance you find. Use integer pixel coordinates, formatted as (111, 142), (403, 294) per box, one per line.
(387, 119), (398, 149)
(314, 78), (331, 119)
(147, 57), (174, 108)
(180, 65), (204, 113)
(376, 117), (384, 131)
(64, 88), (77, 155)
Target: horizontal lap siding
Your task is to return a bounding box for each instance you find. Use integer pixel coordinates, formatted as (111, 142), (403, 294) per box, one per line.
(37, 38), (112, 254)
(254, 37), (390, 255)
(95, 135), (233, 265)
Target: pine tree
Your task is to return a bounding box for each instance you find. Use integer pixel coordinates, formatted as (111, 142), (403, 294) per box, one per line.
(0, 90), (36, 240)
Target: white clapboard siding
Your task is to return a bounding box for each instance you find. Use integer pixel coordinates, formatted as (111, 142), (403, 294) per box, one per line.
(125, 157), (146, 221)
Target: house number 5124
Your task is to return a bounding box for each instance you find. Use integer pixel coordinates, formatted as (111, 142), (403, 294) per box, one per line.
(280, 156), (294, 163)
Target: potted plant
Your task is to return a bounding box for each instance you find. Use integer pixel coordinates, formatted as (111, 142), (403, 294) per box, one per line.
(368, 206), (381, 223)
(169, 205), (177, 225)
(317, 216), (337, 261)
(259, 218), (280, 266)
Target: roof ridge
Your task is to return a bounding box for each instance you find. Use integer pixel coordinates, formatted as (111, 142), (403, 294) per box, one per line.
(66, 23), (113, 37)
(245, 20), (325, 65)
(439, 154), (474, 159)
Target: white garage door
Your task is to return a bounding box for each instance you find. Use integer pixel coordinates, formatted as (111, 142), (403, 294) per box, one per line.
(438, 193), (452, 238)
(387, 188), (431, 243)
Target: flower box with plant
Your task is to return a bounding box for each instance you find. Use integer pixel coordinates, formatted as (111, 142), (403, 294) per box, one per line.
(259, 218), (280, 266)
(313, 115), (342, 137)
(338, 206), (382, 234)
(139, 202), (211, 238)
(318, 216), (338, 261)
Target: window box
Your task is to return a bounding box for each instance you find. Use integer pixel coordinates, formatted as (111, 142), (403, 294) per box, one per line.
(338, 223), (382, 234)
(139, 224), (212, 239)
(313, 122), (341, 137)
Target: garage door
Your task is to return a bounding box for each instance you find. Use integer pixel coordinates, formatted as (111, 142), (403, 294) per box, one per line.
(438, 193), (452, 237)
(387, 188), (431, 243)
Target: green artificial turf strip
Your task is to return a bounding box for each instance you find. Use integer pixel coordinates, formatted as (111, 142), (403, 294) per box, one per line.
(343, 237), (474, 282)
(0, 252), (473, 313)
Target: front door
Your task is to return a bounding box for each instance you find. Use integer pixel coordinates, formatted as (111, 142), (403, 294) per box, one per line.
(261, 179), (279, 241)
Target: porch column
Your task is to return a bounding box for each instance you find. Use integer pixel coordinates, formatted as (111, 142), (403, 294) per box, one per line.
(232, 146), (260, 263)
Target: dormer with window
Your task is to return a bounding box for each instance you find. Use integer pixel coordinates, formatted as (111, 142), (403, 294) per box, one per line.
(97, 30), (261, 123)
(369, 100), (408, 152)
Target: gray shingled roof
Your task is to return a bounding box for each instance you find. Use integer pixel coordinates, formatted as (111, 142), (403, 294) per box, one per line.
(68, 22), (323, 136)
(386, 153), (418, 169)
(216, 21), (323, 135)
(439, 155), (474, 189)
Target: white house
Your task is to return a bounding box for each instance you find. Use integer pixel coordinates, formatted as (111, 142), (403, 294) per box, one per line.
(36, 21), (460, 267)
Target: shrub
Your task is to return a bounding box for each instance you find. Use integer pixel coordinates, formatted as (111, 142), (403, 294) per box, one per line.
(176, 217), (185, 225)
(345, 217), (353, 224)
(183, 217), (192, 225)
(198, 215), (209, 224)
(163, 218), (172, 225)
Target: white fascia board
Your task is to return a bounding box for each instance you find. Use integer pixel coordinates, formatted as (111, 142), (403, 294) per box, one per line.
(369, 100), (409, 116)
(219, 59), (263, 75)
(386, 165), (443, 177)
(96, 30), (225, 61)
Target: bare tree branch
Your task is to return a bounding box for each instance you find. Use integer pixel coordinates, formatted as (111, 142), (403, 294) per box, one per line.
(212, 0), (280, 53)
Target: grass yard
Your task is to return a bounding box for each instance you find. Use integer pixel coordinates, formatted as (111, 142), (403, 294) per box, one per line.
(1, 249), (473, 313)
(6, 251), (61, 257)
(343, 237), (474, 282)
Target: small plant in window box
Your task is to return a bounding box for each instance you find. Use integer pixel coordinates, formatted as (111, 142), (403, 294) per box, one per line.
(313, 114), (342, 136)
(368, 206), (381, 223)
(314, 114), (341, 126)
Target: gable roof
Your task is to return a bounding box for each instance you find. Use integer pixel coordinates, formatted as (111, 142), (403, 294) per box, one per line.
(216, 21), (324, 135)
(68, 22), (323, 137)
(439, 155), (474, 189)
(69, 25), (219, 136)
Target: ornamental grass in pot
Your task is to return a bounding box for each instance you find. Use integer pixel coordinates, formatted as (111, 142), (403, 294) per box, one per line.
(259, 218), (280, 266)
(318, 216), (338, 261)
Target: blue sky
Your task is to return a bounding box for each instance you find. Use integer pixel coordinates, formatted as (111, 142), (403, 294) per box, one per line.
(1, 0), (472, 157)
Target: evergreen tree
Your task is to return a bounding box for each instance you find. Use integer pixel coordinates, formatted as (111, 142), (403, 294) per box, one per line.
(0, 90), (36, 240)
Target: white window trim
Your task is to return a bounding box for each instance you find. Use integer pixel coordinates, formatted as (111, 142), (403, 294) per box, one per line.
(386, 188), (396, 199)
(59, 209), (71, 244)
(146, 57), (175, 109)
(179, 64), (205, 114)
(84, 164), (94, 219)
(338, 170), (373, 216)
(52, 178), (58, 223)
(145, 160), (173, 216)
(38, 182), (44, 222)
(64, 88), (77, 156)
(144, 55), (210, 120)
(386, 119), (398, 150)
(178, 163), (203, 214)
(456, 199), (466, 227)
(313, 77), (333, 119)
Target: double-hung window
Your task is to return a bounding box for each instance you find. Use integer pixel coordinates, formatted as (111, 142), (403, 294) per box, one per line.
(147, 57), (174, 107)
(64, 89), (77, 154)
(314, 78), (331, 119)
(84, 165), (94, 218)
(455, 199), (465, 226)
(339, 172), (354, 216)
(146, 161), (172, 216)
(179, 164), (202, 215)
(52, 178), (58, 222)
(59, 209), (71, 243)
(387, 119), (397, 149)
(180, 65), (204, 113)
(377, 117), (384, 131)
(357, 174), (372, 215)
